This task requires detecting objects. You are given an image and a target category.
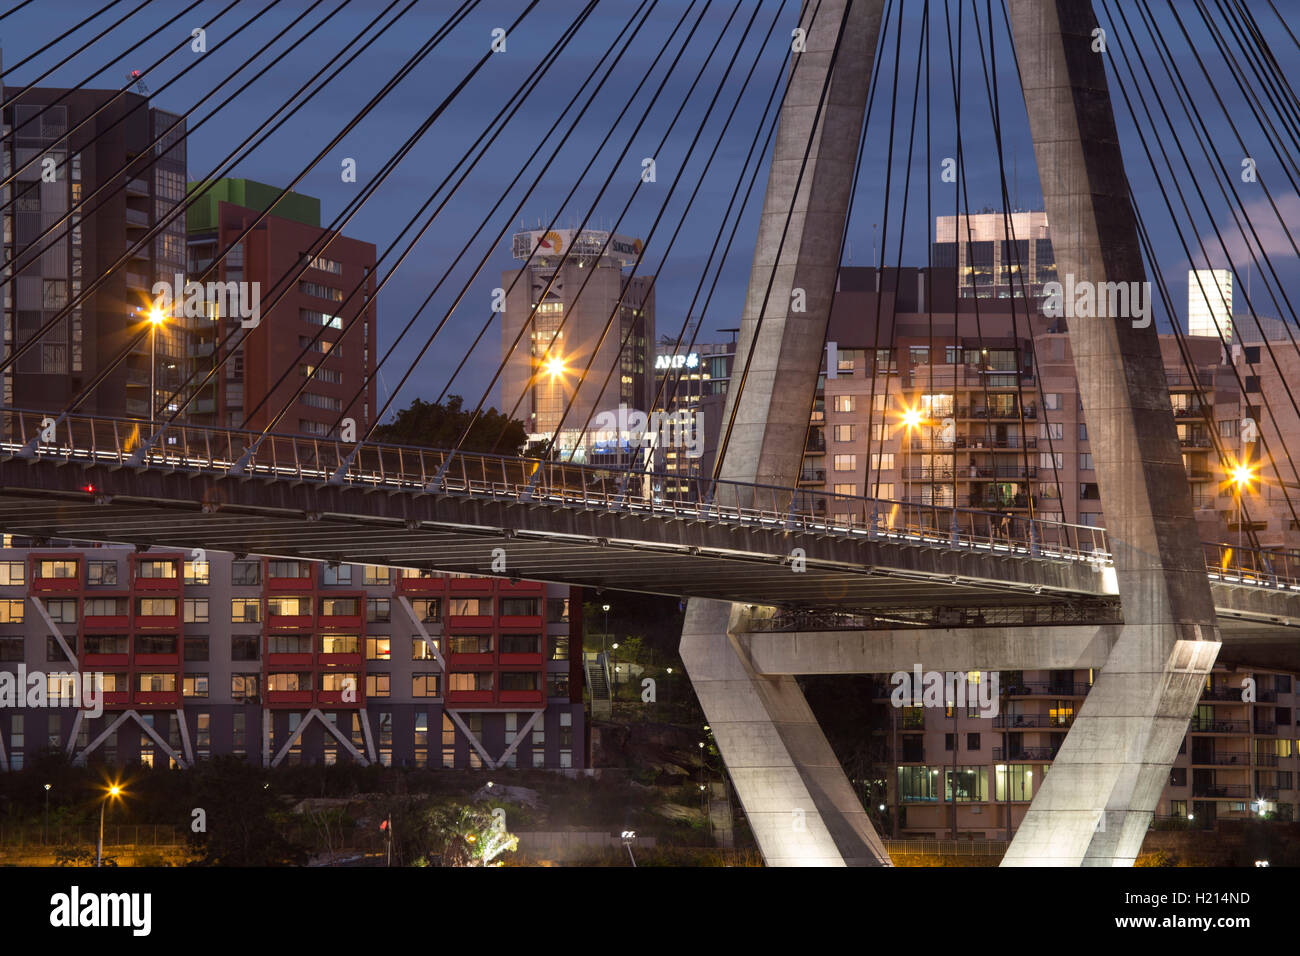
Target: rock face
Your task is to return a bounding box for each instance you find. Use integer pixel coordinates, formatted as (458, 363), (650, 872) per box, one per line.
(471, 784), (542, 809)
(593, 721), (704, 781)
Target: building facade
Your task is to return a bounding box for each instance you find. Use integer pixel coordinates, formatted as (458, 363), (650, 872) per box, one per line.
(185, 178), (377, 437)
(0, 546), (584, 771)
(0, 87), (187, 419)
(801, 266), (1294, 546)
(501, 227), (654, 458)
(872, 663), (1298, 838)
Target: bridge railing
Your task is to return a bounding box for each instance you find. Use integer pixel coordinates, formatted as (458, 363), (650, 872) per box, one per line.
(0, 406), (1115, 564)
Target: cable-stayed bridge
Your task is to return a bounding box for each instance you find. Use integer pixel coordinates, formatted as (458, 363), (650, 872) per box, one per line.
(3, 0), (1300, 867)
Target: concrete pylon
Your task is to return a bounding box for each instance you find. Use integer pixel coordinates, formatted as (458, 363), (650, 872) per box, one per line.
(680, 0), (891, 866)
(1001, 0), (1221, 865)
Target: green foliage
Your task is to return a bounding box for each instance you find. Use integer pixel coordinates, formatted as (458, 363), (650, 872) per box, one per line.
(422, 803), (518, 866)
(370, 395), (527, 455)
(54, 845), (117, 867)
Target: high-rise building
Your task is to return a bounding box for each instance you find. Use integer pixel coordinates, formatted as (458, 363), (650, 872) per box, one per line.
(185, 179), (377, 437)
(1189, 268), (1234, 339)
(803, 265), (1300, 551)
(501, 227), (654, 458)
(651, 332), (735, 486)
(0, 546), (585, 770)
(0, 87), (187, 418)
(933, 211), (1054, 299)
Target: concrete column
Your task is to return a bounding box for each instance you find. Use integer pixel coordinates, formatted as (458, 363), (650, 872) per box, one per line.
(1003, 0), (1220, 865)
(681, 0), (890, 866)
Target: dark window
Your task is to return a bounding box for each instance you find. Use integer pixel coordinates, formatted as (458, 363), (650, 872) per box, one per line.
(185, 637), (209, 661)
(1170, 767), (1187, 787)
(1245, 376), (1261, 393)
(500, 634), (541, 655)
(231, 636), (260, 661)
(966, 733), (981, 750)
(944, 733), (955, 751)
(136, 634), (177, 655)
(231, 560), (261, 585)
(1245, 346), (1261, 364)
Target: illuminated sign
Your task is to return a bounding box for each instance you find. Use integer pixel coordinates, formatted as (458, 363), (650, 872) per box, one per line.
(654, 353), (700, 370)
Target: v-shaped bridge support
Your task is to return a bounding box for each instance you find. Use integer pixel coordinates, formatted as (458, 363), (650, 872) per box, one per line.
(681, 0), (1219, 866)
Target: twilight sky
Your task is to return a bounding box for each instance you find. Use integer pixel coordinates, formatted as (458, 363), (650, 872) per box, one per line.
(3, 0), (1296, 422)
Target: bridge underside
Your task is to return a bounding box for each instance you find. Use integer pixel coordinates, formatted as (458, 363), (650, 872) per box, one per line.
(0, 461), (1111, 610)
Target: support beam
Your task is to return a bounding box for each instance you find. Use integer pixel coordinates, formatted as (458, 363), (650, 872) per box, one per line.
(359, 708), (378, 764)
(495, 710), (543, 768)
(681, 0), (889, 867)
(176, 708), (194, 765)
(447, 709), (498, 770)
(683, 602), (892, 865)
(740, 624), (1120, 675)
(1003, 0), (1221, 866)
(319, 712), (369, 766)
(65, 710), (83, 757)
(272, 709), (317, 767)
(76, 710), (133, 766)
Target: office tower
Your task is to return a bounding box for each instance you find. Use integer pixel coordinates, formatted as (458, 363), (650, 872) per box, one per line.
(933, 210), (1054, 299)
(500, 227), (654, 458)
(1189, 268), (1234, 339)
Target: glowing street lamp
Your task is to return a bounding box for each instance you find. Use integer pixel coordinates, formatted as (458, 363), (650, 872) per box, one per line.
(1224, 458), (1258, 573)
(544, 356), (566, 379)
(145, 306), (166, 425)
(97, 782), (123, 868)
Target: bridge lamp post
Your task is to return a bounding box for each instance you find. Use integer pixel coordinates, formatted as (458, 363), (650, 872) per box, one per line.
(611, 642), (619, 693)
(97, 782), (123, 868)
(898, 405), (930, 529)
(146, 307), (167, 425)
(1229, 462), (1255, 578)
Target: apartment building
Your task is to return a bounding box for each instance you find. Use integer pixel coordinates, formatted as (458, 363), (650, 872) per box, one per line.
(803, 266), (1279, 544)
(0, 546), (584, 771)
(872, 662), (1299, 837)
(185, 178), (377, 437)
(0, 86), (186, 418)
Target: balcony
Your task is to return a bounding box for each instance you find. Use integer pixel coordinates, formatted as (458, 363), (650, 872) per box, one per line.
(266, 689), (314, 708)
(1178, 435), (1212, 448)
(1200, 685), (1245, 701)
(500, 688), (544, 705)
(1191, 784), (1250, 799)
(798, 469), (826, 484)
(993, 713), (1074, 729)
(124, 207), (149, 227)
(1189, 751), (1250, 766)
(396, 575), (447, 595)
(1002, 681), (1091, 697)
(317, 688), (364, 708)
(1189, 718), (1251, 734)
(993, 746), (1057, 761)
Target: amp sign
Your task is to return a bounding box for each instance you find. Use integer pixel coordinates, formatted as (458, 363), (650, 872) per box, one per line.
(655, 353), (700, 370)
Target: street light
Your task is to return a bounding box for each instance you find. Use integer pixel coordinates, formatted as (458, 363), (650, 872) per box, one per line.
(43, 784), (50, 845)
(146, 307), (166, 425)
(611, 642), (619, 691)
(1228, 459), (1257, 576)
(97, 782), (123, 868)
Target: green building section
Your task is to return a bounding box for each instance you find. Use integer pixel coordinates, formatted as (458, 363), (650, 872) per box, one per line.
(185, 178), (320, 231)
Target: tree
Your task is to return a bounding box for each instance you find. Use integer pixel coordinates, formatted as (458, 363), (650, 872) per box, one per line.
(423, 803), (518, 867)
(371, 396), (528, 455)
(186, 757), (308, 866)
